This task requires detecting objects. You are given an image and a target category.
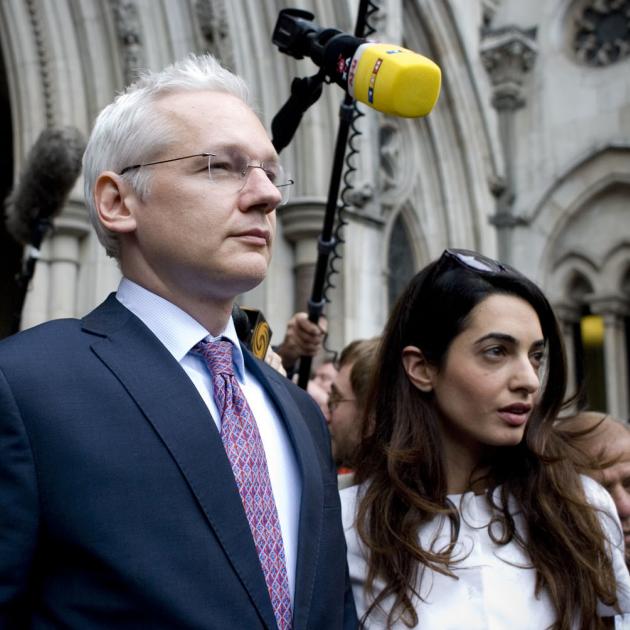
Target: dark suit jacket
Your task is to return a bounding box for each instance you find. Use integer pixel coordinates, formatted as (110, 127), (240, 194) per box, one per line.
(0, 295), (357, 629)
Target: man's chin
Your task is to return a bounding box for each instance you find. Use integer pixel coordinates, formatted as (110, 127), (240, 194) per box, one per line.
(244, 253), (271, 275)
(224, 261), (269, 294)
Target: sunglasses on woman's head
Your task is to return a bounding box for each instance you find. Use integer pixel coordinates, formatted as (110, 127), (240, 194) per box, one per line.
(438, 248), (513, 275)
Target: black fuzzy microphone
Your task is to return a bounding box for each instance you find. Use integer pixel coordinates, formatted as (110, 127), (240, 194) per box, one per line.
(5, 126), (86, 245)
(5, 126), (86, 333)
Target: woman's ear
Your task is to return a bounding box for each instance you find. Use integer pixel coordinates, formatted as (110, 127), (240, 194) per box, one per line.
(401, 345), (436, 392)
(94, 171), (138, 234)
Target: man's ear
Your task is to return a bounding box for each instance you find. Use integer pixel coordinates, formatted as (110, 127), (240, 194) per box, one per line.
(94, 171), (138, 234)
(401, 345), (436, 392)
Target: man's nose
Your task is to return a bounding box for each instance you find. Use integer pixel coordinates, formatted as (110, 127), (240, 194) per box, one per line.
(238, 166), (283, 213)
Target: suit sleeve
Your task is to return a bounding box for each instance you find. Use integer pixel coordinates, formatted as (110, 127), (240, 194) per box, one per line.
(0, 366), (39, 625)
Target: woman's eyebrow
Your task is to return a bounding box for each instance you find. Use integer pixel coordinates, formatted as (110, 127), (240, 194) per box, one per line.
(474, 333), (546, 349)
(474, 332), (517, 346)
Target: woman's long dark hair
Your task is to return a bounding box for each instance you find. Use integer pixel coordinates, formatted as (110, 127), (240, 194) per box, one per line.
(353, 258), (619, 629)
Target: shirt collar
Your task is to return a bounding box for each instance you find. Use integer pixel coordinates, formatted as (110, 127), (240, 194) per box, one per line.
(116, 277), (246, 380)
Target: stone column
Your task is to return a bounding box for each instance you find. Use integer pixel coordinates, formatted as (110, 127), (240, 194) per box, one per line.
(590, 296), (629, 419)
(48, 232), (80, 320)
(554, 303), (581, 402)
(481, 26), (537, 264)
(277, 197), (327, 313)
(19, 240), (52, 331)
(20, 201), (91, 328)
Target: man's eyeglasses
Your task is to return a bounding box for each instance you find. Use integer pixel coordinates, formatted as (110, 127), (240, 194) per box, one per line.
(119, 152), (294, 206)
(327, 389), (356, 412)
(438, 248), (514, 275)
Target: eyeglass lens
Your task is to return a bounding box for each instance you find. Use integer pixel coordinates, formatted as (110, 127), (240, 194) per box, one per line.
(207, 153), (292, 205)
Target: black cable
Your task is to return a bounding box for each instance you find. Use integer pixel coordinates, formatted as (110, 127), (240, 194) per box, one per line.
(318, 0), (379, 362)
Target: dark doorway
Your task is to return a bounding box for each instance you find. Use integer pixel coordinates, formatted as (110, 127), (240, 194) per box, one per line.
(0, 49), (21, 339)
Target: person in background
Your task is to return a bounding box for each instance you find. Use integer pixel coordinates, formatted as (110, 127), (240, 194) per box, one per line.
(274, 311), (327, 377)
(0, 53), (356, 629)
(311, 358), (338, 394)
(567, 412), (630, 567)
(264, 344), (288, 376)
(306, 359), (338, 416)
(327, 338), (379, 487)
(341, 248), (630, 629)
(273, 311), (336, 415)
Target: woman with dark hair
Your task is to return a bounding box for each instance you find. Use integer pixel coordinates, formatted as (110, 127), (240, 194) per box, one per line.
(341, 249), (630, 629)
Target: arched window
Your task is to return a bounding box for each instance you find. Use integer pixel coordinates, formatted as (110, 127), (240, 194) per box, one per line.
(387, 213), (416, 310)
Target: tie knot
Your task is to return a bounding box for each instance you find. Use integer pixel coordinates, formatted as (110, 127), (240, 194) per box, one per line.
(194, 339), (235, 378)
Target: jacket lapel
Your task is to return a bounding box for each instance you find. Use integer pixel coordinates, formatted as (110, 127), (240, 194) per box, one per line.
(243, 351), (324, 630)
(83, 296), (277, 629)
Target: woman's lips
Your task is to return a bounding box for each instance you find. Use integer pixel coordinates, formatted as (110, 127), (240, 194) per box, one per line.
(498, 403), (531, 427)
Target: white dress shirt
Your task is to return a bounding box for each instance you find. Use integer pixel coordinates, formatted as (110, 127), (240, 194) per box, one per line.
(341, 475), (630, 629)
(116, 278), (301, 602)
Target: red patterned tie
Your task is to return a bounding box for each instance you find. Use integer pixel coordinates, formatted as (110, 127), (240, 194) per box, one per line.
(194, 339), (293, 630)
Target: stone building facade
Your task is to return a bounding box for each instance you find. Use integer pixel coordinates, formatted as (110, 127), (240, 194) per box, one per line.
(0, 0), (628, 416)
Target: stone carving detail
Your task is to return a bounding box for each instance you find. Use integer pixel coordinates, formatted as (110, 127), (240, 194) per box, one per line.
(345, 182), (374, 208)
(481, 25), (537, 263)
(482, 0), (503, 27)
(481, 26), (538, 110)
(574, 0), (630, 66)
(109, 0), (145, 86)
(194, 0), (235, 69)
(379, 120), (401, 192)
(26, 0), (55, 127)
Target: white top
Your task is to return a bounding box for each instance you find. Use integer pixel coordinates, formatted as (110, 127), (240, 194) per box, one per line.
(116, 278), (301, 602)
(341, 476), (630, 629)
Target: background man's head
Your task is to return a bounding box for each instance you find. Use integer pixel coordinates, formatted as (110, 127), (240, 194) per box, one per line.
(307, 359), (338, 417)
(311, 359), (337, 394)
(570, 412), (630, 564)
(327, 338), (379, 468)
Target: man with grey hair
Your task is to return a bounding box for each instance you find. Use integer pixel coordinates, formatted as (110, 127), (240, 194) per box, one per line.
(0, 54), (356, 629)
(568, 412), (630, 567)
